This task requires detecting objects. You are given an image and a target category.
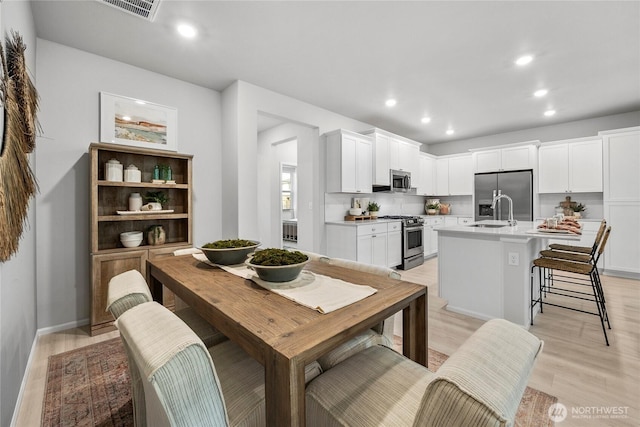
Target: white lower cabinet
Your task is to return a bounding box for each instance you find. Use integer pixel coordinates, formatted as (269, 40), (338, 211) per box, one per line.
(603, 204), (640, 275)
(457, 217), (473, 225)
(358, 233), (387, 266)
(422, 216), (443, 257)
(443, 216), (458, 226)
(387, 223), (403, 268)
(326, 221), (402, 268)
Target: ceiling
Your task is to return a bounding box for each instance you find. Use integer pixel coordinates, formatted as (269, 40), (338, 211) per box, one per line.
(30, 1), (640, 145)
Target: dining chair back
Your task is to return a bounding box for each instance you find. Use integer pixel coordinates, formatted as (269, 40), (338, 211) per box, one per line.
(316, 257), (401, 370)
(116, 302), (232, 427)
(306, 318), (543, 427)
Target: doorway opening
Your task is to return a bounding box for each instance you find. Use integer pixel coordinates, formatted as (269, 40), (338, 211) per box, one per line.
(281, 163), (298, 249)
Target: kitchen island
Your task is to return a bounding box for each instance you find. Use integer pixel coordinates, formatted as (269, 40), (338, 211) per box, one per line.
(437, 220), (580, 328)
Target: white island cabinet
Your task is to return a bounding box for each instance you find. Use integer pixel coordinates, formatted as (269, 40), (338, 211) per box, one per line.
(437, 220), (579, 328)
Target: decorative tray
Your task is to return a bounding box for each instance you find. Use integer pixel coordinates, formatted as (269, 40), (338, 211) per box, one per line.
(117, 210), (174, 215)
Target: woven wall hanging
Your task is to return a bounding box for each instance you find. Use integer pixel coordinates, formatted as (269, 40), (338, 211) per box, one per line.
(0, 31), (40, 262)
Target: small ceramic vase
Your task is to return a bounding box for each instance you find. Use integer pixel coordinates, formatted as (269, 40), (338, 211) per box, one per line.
(147, 225), (166, 245)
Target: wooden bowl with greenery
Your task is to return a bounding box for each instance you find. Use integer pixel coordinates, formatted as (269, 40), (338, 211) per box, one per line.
(199, 239), (260, 265)
(246, 249), (309, 282)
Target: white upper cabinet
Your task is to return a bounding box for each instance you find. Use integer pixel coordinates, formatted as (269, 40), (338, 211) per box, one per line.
(365, 129), (421, 185)
(449, 155), (473, 195)
(436, 157), (449, 195)
(436, 154), (472, 196)
(538, 137), (602, 193)
(325, 129), (373, 193)
(475, 149), (501, 173)
(417, 153), (436, 196)
(601, 128), (640, 201)
(398, 138), (420, 173)
(373, 133), (391, 185)
(474, 144), (537, 173)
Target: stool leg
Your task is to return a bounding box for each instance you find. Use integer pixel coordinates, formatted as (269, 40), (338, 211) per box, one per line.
(590, 271), (610, 346)
(530, 266), (536, 325)
(539, 266), (544, 313)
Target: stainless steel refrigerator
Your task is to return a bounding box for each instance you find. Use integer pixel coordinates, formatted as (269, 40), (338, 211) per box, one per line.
(474, 170), (533, 222)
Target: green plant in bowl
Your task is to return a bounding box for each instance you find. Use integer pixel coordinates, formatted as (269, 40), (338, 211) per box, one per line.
(144, 191), (168, 205)
(367, 201), (380, 212)
(247, 249), (309, 282)
(199, 239), (260, 265)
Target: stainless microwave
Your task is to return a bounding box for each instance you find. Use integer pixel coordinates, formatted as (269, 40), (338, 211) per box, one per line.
(391, 169), (411, 192)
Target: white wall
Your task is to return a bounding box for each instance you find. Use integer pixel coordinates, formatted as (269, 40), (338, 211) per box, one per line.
(34, 39), (221, 328)
(221, 81), (373, 254)
(0, 2), (38, 425)
(427, 110), (640, 156)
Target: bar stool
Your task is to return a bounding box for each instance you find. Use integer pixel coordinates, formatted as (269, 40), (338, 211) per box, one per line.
(539, 219), (607, 300)
(530, 227), (612, 345)
(545, 219), (606, 259)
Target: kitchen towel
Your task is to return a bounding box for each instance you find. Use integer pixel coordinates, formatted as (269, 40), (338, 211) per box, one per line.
(192, 253), (377, 313)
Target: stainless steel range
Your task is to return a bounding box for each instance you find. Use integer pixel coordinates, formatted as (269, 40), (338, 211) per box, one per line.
(380, 215), (424, 270)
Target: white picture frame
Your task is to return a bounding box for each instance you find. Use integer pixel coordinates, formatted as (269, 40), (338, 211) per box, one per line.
(99, 92), (177, 151)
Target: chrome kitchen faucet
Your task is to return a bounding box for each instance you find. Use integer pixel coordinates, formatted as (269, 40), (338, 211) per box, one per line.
(491, 194), (517, 226)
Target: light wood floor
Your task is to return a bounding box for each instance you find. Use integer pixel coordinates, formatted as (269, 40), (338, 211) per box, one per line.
(15, 258), (640, 426)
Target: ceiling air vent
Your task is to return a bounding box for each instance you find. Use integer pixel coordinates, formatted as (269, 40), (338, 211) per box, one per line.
(97, 0), (161, 22)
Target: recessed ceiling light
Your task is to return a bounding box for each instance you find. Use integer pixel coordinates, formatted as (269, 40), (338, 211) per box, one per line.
(122, 116), (131, 121)
(421, 117), (431, 124)
(446, 129), (454, 136)
(177, 23), (197, 39)
(515, 55), (534, 66)
(534, 89), (548, 97)
(544, 109), (556, 117)
(385, 99), (397, 107)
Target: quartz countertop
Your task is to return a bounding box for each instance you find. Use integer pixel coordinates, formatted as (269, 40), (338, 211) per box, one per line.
(325, 218), (402, 226)
(437, 220), (581, 240)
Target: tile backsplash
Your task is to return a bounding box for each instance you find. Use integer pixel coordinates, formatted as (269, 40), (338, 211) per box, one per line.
(538, 193), (603, 219)
(324, 193), (473, 221)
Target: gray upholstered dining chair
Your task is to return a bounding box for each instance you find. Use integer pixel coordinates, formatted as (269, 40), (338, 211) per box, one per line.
(116, 301), (266, 427)
(107, 269), (228, 427)
(106, 269), (226, 347)
(306, 318), (544, 427)
(316, 257), (402, 370)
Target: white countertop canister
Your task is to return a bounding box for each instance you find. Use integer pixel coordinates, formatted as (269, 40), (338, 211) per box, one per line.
(105, 159), (123, 182)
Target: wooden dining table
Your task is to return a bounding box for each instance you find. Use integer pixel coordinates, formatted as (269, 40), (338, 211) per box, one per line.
(147, 255), (428, 427)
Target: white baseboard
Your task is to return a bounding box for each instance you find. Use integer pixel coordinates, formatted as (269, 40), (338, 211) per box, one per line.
(36, 317), (90, 336)
(10, 334), (39, 427)
(10, 317), (90, 426)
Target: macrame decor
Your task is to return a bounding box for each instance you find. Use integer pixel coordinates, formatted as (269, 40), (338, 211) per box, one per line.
(0, 31), (40, 262)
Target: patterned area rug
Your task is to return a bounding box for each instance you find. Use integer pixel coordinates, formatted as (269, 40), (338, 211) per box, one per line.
(41, 338), (132, 427)
(42, 338), (556, 426)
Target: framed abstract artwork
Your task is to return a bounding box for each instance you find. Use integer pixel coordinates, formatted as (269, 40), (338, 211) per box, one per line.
(99, 92), (177, 151)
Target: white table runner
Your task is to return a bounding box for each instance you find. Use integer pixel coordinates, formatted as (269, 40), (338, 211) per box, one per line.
(193, 253), (377, 313)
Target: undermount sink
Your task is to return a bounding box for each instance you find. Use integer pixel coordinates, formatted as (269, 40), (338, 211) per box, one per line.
(468, 224), (508, 228)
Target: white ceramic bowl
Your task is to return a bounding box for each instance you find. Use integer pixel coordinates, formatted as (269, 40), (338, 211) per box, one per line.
(349, 208), (362, 216)
(120, 231), (143, 248)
